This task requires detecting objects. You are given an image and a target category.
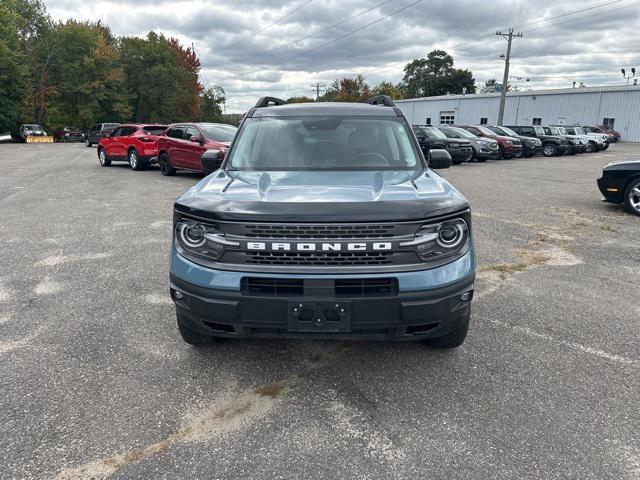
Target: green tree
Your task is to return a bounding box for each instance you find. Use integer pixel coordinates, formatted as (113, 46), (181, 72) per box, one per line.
(199, 85), (226, 121)
(371, 81), (404, 100)
(321, 75), (370, 102)
(402, 50), (475, 98)
(120, 32), (200, 123)
(286, 96), (314, 103)
(0, 0), (48, 133)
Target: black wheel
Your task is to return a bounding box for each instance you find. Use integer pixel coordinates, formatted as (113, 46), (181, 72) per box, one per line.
(586, 142), (596, 153)
(623, 178), (640, 216)
(98, 148), (111, 167)
(128, 149), (143, 171)
(424, 315), (470, 349)
(177, 313), (218, 346)
(159, 153), (176, 176)
(85, 138), (92, 147)
(542, 143), (557, 157)
(497, 146), (504, 159)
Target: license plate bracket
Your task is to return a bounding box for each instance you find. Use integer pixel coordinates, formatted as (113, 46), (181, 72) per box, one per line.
(287, 300), (351, 333)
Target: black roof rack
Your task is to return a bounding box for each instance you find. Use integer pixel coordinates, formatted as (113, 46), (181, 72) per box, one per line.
(255, 97), (287, 108)
(364, 95), (395, 107)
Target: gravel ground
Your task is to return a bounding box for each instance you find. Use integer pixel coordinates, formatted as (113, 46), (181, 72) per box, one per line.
(0, 142), (638, 480)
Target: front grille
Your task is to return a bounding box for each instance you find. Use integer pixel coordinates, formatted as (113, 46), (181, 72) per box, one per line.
(245, 250), (395, 266)
(242, 277), (304, 295)
(335, 278), (398, 296)
(241, 277), (398, 297)
(242, 224), (396, 239)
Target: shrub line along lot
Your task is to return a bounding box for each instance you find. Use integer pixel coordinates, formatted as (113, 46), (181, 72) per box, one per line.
(0, 143), (639, 479)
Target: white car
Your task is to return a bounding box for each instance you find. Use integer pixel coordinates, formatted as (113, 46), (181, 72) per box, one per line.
(565, 126), (607, 152)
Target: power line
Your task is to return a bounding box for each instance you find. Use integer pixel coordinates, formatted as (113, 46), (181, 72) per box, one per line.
(240, 0), (423, 78)
(231, 0), (314, 45)
(248, 0), (393, 61)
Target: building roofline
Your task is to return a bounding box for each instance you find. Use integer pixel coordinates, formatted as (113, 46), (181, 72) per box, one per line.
(395, 84), (640, 103)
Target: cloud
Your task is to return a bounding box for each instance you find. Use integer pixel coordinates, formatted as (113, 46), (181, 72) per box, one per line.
(43, 0), (640, 111)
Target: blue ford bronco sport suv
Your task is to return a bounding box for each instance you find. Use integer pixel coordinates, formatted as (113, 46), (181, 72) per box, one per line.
(170, 96), (476, 348)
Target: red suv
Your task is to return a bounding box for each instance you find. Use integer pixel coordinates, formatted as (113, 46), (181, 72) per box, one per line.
(97, 124), (167, 170)
(457, 125), (523, 159)
(156, 123), (237, 176)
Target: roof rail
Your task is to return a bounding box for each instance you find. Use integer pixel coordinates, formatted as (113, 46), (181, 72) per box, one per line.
(364, 95), (395, 107)
(254, 96), (287, 108)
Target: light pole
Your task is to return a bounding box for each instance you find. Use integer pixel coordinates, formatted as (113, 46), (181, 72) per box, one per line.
(622, 68), (637, 85)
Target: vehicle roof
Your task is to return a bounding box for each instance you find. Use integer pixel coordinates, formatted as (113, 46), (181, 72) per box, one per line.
(251, 102), (399, 117)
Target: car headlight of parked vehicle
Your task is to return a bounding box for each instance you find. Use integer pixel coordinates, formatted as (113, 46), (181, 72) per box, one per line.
(174, 217), (238, 262)
(400, 217), (470, 263)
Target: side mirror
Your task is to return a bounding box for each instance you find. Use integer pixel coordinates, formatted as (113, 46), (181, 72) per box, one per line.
(427, 149), (452, 169)
(190, 135), (203, 144)
(201, 149), (222, 172)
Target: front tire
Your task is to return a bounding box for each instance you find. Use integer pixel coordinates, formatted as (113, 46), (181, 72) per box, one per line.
(623, 178), (640, 216)
(542, 143), (557, 157)
(177, 313), (218, 346)
(85, 138), (92, 147)
(424, 315), (470, 349)
(159, 153), (176, 176)
(586, 142), (596, 153)
(98, 148), (111, 167)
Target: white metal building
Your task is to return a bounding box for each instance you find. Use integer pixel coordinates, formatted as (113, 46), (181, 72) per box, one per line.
(395, 85), (640, 142)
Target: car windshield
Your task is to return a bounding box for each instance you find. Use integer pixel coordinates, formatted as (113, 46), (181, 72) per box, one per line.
(227, 116), (421, 171)
(200, 124), (237, 142)
(104, 123), (119, 128)
(142, 125), (168, 135)
(552, 127), (566, 135)
(573, 127), (584, 134)
(533, 126), (545, 135)
(448, 127), (476, 139)
(475, 126), (496, 136)
(495, 126), (516, 137)
(25, 124), (42, 130)
(416, 127), (447, 139)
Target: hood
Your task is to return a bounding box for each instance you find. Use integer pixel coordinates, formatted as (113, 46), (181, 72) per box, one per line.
(442, 138), (471, 144)
(491, 134), (520, 143)
(175, 170), (469, 222)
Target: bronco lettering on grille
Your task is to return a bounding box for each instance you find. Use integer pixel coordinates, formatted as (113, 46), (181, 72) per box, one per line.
(246, 242), (393, 252)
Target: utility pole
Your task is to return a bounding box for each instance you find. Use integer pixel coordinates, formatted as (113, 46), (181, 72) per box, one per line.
(311, 82), (325, 101)
(496, 29), (522, 125)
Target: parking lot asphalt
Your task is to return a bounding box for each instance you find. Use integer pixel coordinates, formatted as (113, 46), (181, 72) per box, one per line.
(0, 142), (639, 480)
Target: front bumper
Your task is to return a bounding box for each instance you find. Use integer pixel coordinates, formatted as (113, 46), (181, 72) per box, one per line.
(558, 144), (572, 154)
(502, 144), (523, 157)
(476, 147), (500, 160)
(570, 143), (587, 153)
(170, 249), (475, 340)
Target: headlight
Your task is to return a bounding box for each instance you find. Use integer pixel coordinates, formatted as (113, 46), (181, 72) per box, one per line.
(447, 143), (460, 149)
(175, 217), (238, 262)
(504, 140), (513, 145)
(401, 218), (470, 263)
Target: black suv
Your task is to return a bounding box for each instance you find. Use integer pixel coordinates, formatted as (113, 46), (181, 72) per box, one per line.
(85, 123), (120, 147)
(505, 125), (571, 157)
(412, 125), (473, 164)
(169, 96), (476, 348)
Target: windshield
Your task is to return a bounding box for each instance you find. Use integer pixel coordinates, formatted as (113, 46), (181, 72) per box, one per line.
(227, 116), (421, 171)
(497, 126), (517, 137)
(533, 126), (546, 135)
(448, 127), (476, 139)
(573, 126), (584, 134)
(25, 124), (42, 130)
(476, 126), (497, 136)
(416, 127), (447, 139)
(200, 124), (237, 142)
(549, 127), (566, 135)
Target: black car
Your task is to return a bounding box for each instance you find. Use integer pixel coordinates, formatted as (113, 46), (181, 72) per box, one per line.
(505, 125), (571, 157)
(412, 125), (473, 164)
(85, 123), (120, 147)
(597, 160), (640, 215)
(54, 126), (84, 143)
(437, 126), (500, 161)
(485, 125), (542, 157)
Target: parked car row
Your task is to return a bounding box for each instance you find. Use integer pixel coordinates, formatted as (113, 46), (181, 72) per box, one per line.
(411, 122), (612, 167)
(93, 122), (238, 175)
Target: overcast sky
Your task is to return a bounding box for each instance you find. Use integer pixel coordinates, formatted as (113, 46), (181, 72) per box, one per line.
(45, 0), (640, 112)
